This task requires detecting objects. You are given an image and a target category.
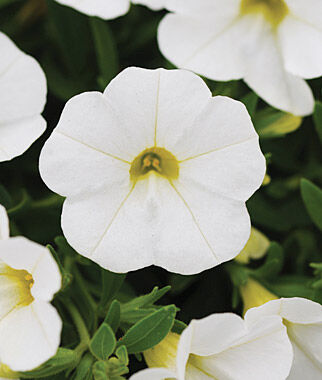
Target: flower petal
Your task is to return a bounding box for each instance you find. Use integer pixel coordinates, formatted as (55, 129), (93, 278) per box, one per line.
(186, 314), (247, 357)
(39, 95), (131, 197)
(196, 315), (293, 380)
(166, 0), (240, 17)
(175, 97), (265, 202)
(55, 0), (129, 19)
(244, 18), (314, 116)
(0, 300), (62, 371)
(132, 0), (167, 11)
(284, 0), (322, 30)
(62, 174), (218, 274)
(278, 16), (322, 79)
(0, 237), (61, 302)
(158, 14), (250, 81)
(0, 32), (47, 162)
(130, 368), (177, 380)
(0, 206), (9, 241)
(246, 298), (322, 325)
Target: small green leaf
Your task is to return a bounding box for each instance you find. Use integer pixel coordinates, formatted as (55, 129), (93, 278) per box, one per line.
(115, 346), (129, 366)
(241, 92), (258, 118)
(313, 101), (322, 144)
(104, 300), (121, 333)
(92, 361), (108, 380)
(118, 305), (176, 354)
(171, 320), (187, 335)
(300, 179), (322, 231)
(90, 323), (116, 361)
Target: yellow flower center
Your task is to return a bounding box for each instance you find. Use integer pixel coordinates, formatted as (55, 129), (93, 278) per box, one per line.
(240, 0), (289, 27)
(130, 147), (179, 182)
(0, 264), (34, 307)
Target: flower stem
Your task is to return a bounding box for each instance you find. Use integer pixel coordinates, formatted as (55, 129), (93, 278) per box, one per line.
(66, 302), (90, 349)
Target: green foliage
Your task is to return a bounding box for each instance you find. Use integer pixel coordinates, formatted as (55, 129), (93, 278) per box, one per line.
(118, 305), (177, 354)
(301, 179), (322, 231)
(90, 324), (117, 361)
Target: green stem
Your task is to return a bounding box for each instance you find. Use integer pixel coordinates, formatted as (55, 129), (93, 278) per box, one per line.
(66, 302), (90, 348)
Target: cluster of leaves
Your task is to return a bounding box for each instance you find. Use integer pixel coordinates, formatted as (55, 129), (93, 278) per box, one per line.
(0, 0), (321, 378)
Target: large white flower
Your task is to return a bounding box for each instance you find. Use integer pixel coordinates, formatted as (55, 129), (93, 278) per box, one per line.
(246, 297), (322, 379)
(0, 32), (47, 162)
(0, 207), (62, 371)
(54, 0), (167, 19)
(39, 67), (265, 274)
(158, 0), (322, 116)
(131, 311), (293, 380)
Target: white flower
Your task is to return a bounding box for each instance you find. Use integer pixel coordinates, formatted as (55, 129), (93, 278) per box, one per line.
(0, 32), (47, 162)
(39, 67), (265, 274)
(131, 311), (293, 380)
(54, 0), (167, 19)
(0, 208), (62, 371)
(0, 205), (9, 241)
(158, 0), (322, 116)
(246, 297), (322, 380)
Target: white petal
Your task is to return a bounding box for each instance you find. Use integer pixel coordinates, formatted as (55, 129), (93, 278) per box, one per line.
(62, 174), (218, 274)
(176, 97), (265, 202)
(0, 237), (61, 302)
(39, 96), (131, 197)
(246, 298), (322, 325)
(284, 0), (322, 30)
(0, 300), (62, 371)
(166, 0), (240, 21)
(0, 206), (9, 241)
(0, 115), (46, 162)
(55, 0), (130, 19)
(130, 368), (176, 380)
(278, 16), (322, 79)
(132, 0), (167, 11)
(288, 338), (322, 380)
(186, 314), (247, 357)
(150, 69), (212, 152)
(244, 18), (314, 116)
(158, 15), (250, 81)
(196, 315), (293, 380)
(0, 33), (47, 162)
(176, 321), (194, 380)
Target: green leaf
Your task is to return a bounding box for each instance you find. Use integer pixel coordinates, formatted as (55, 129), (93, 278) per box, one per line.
(313, 101), (322, 144)
(171, 320), (187, 335)
(118, 305), (176, 354)
(90, 17), (119, 87)
(90, 323), (117, 361)
(104, 300), (121, 333)
(250, 242), (284, 280)
(92, 362), (108, 380)
(254, 109), (302, 139)
(74, 353), (94, 380)
(99, 270), (126, 314)
(300, 179), (322, 231)
(115, 346), (129, 366)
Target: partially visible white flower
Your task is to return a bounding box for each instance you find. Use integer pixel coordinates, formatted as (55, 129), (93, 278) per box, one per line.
(54, 0), (167, 19)
(131, 311), (293, 380)
(40, 67), (265, 274)
(0, 208), (62, 371)
(246, 297), (322, 379)
(0, 32), (47, 162)
(158, 0), (322, 116)
(0, 205), (9, 241)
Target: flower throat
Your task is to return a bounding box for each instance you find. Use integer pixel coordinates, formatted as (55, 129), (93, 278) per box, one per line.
(240, 0), (289, 27)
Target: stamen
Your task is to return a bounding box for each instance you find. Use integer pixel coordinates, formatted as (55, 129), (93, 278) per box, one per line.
(240, 0), (289, 27)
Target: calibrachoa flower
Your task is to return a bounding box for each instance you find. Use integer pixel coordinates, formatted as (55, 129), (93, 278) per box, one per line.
(0, 32), (47, 162)
(130, 311), (293, 380)
(242, 279), (322, 379)
(158, 0), (322, 116)
(40, 67), (266, 274)
(235, 226), (270, 264)
(0, 207), (62, 371)
(54, 0), (167, 19)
